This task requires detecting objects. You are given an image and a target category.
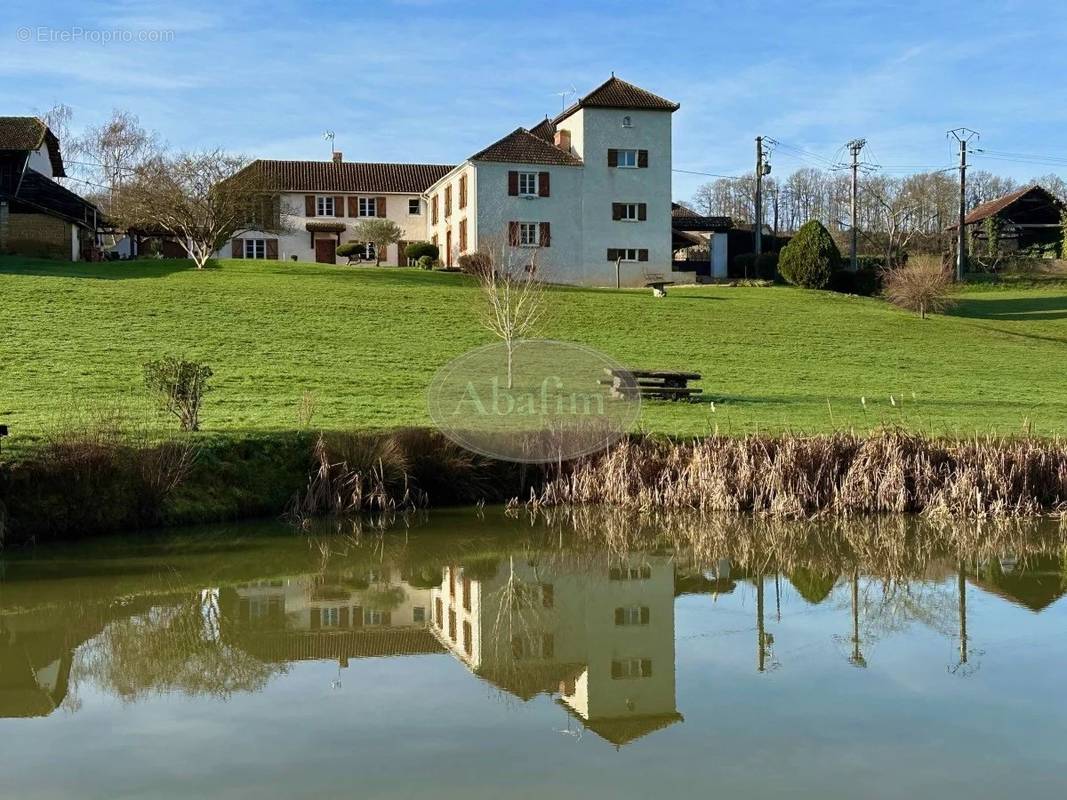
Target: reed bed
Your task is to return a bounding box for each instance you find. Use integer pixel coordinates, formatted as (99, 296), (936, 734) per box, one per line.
(530, 430), (1067, 518)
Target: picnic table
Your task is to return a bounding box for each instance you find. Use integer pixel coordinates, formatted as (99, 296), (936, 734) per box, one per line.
(601, 368), (703, 402)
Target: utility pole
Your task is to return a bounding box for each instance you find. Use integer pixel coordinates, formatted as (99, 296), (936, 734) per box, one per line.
(755, 136), (764, 257)
(948, 128), (979, 281)
(847, 138), (866, 271)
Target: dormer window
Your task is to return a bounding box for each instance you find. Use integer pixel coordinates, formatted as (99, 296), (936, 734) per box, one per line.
(622, 115), (632, 128)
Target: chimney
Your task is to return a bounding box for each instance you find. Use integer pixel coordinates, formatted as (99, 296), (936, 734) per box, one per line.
(332, 151), (343, 164)
(554, 129), (571, 152)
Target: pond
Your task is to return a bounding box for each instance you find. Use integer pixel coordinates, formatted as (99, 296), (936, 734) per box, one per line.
(1, 510), (1065, 799)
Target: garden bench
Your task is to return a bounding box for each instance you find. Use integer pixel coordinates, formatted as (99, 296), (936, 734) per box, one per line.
(642, 270), (675, 297)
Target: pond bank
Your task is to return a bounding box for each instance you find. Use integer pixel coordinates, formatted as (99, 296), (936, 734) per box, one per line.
(1, 428), (1065, 547)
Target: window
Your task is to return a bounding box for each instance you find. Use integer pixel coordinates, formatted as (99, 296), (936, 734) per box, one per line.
(616, 149), (638, 168)
(321, 607), (341, 627)
(617, 248), (640, 261)
(518, 172), (538, 196)
(413, 606), (426, 623)
(622, 115), (633, 128)
(619, 203), (639, 221)
(243, 238), (266, 259)
(316, 196), (335, 216)
(409, 198), (420, 215)
(519, 222), (539, 247)
(358, 197), (377, 217)
(364, 609), (385, 626)
(614, 606), (650, 626)
(611, 658), (652, 679)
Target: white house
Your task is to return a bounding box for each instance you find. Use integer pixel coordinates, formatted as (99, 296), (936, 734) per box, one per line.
(224, 157), (454, 265)
(221, 76), (680, 287)
(425, 76), (678, 286)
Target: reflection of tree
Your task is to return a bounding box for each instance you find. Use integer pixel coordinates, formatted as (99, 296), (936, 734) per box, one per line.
(72, 596), (283, 702)
(360, 584), (406, 612)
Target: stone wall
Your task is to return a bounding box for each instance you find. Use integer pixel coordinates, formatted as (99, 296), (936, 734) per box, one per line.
(3, 213), (72, 260)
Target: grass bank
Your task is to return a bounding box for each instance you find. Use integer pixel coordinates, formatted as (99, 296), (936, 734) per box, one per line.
(2, 256), (1067, 445)
(3, 426), (1065, 548)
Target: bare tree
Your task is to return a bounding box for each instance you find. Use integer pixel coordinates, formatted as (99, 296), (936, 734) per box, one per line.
(112, 151), (285, 269)
(75, 109), (161, 211)
(883, 255), (956, 319)
(477, 239), (547, 389)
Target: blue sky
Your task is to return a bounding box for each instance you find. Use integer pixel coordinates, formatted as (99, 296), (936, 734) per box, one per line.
(3, 0), (1067, 200)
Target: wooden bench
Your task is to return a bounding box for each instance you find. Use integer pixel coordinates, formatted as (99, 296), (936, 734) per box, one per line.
(643, 271), (675, 297)
(602, 369), (703, 402)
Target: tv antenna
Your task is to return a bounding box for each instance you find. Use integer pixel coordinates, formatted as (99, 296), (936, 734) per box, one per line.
(322, 130), (336, 156)
(554, 86), (576, 112)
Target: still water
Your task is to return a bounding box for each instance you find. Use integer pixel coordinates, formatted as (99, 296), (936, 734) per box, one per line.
(1, 510), (1065, 799)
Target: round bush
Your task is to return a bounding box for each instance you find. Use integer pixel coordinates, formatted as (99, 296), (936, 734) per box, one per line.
(416, 254), (434, 270)
(405, 241), (439, 262)
(778, 220), (841, 289)
(336, 242), (361, 259)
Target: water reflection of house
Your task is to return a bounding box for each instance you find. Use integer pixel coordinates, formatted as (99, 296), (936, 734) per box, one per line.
(218, 568), (442, 666)
(431, 554), (681, 747)
(0, 605), (115, 718)
(972, 556), (1066, 612)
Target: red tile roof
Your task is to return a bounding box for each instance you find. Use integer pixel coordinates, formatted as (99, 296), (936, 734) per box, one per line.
(0, 116), (66, 176)
(529, 117), (557, 143)
(469, 127), (583, 166)
(244, 159), (454, 193)
(963, 184), (1064, 225)
(556, 76), (679, 124)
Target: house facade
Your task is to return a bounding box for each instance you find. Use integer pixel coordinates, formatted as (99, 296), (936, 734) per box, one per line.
(0, 117), (101, 261)
(425, 76), (678, 286)
(221, 77), (680, 286)
(223, 156), (454, 265)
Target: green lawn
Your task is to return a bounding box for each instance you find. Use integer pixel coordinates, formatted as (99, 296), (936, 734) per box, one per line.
(1, 256), (1066, 448)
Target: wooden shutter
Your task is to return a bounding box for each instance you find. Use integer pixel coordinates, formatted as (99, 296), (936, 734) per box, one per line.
(333, 195), (344, 216)
(638, 149), (649, 168)
(541, 584), (554, 608)
(352, 606), (363, 627)
(612, 203), (622, 221)
(459, 175), (467, 209)
(538, 171), (550, 197)
(508, 221), (519, 246)
(431, 195), (438, 225)
(377, 197), (387, 217)
(542, 633), (554, 659)
(231, 238), (242, 258)
(459, 219), (467, 252)
(638, 203), (647, 221)
(641, 658), (652, 677)
(339, 607), (350, 628)
(382, 611), (392, 626)
(507, 170), (519, 196)
(444, 186), (451, 217)
(266, 239), (278, 260)
(611, 660), (623, 679)
(607, 248), (618, 262)
(640, 606), (650, 624)
(347, 196), (358, 217)
(608, 149), (618, 167)
(310, 608), (321, 629)
(614, 607), (625, 625)
(305, 195), (316, 216)
(638, 249), (649, 262)
(539, 221), (551, 247)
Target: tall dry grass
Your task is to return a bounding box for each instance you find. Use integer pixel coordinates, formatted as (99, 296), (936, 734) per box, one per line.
(529, 430), (1067, 518)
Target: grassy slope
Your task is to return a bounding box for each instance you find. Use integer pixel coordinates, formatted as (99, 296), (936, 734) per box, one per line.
(1, 256), (1065, 447)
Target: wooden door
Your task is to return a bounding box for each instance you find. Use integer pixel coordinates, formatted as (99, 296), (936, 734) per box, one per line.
(314, 238), (336, 264)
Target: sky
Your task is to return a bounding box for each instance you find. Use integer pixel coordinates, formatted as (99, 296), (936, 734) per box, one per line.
(3, 0), (1067, 201)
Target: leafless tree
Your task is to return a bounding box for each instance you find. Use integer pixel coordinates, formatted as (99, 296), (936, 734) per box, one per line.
(74, 109), (161, 211)
(883, 255), (956, 319)
(112, 151), (285, 269)
(476, 238), (547, 389)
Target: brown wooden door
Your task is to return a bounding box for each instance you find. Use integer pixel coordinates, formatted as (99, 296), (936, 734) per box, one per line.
(314, 238), (336, 264)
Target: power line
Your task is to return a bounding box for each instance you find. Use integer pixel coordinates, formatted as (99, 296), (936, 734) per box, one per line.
(672, 168), (745, 179)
